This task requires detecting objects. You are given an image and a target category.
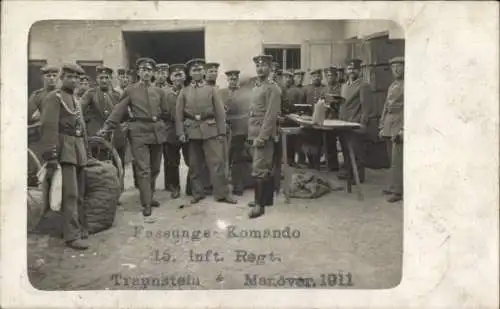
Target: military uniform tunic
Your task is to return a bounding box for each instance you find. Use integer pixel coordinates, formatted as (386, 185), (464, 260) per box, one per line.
(162, 86), (190, 192)
(248, 79), (281, 178)
(380, 79), (404, 195)
(103, 81), (169, 206)
(175, 81), (228, 199)
(39, 89), (89, 242)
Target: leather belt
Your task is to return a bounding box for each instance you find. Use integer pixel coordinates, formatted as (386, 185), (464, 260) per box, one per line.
(130, 116), (160, 123)
(184, 113), (214, 121)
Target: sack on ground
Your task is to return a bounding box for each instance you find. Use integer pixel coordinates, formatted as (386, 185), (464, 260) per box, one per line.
(289, 171), (343, 199)
(84, 158), (121, 234)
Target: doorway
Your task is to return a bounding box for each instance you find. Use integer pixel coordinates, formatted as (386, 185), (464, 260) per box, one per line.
(122, 30), (205, 69)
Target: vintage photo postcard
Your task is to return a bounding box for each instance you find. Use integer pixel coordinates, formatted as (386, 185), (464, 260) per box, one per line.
(1, 1), (499, 308)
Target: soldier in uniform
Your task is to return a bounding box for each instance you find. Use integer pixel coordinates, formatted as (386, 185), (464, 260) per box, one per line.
(288, 70), (307, 165)
(39, 63), (90, 250)
(98, 57), (169, 218)
(28, 65), (59, 186)
(338, 59), (373, 183)
(80, 66), (127, 171)
(247, 54), (281, 219)
(75, 74), (91, 101)
(218, 70), (250, 196)
(175, 58), (236, 205)
(155, 63), (170, 89)
(162, 63), (189, 198)
(379, 56), (404, 202)
(304, 68), (326, 169)
(280, 70), (299, 166)
(114, 68), (128, 96)
(321, 66), (342, 171)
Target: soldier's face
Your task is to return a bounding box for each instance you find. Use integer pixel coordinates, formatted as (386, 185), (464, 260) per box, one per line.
(205, 68), (218, 81)
(156, 70), (168, 83)
(118, 74), (130, 87)
(347, 67), (360, 79)
(256, 62), (271, 78)
(293, 75), (303, 86)
(138, 65), (154, 82)
(311, 73), (322, 84)
(60, 72), (79, 90)
(228, 76), (239, 88)
(391, 63), (404, 79)
(79, 80), (90, 91)
(283, 75), (293, 87)
(171, 72), (185, 87)
(190, 67), (205, 81)
(43, 72), (58, 88)
(326, 72), (338, 84)
(97, 73), (111, 89)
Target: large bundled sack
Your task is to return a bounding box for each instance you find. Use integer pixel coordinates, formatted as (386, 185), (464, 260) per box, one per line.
(84, 158), (121, 234)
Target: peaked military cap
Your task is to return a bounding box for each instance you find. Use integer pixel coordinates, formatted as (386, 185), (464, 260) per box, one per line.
(41, 65), (59, 74)
(117, 68), (126, 75)
(252, 54), (273, 64)
(80, 74), (90, 81)
(346, 58), (363, 69)
(126, 69), (136, 76)
(389, 56), (405, 64)
(225, 70), (240, 77)
(282, 70), (293, 77)
(170, 64), (186, 74)
(271, 61), (280, 70)
(156, 63), (170, 71)
(96, 66), (113, 76)
(293, 70), (305, 76)
(136, 57), (157, 69)
(205, 62), (220, 70)
(310, 68), (323, 75)
(275, 69), (283, 76)
(61, 63), (85, 75)
(323, 66), (338, 74)
(185, 58), (206, 70)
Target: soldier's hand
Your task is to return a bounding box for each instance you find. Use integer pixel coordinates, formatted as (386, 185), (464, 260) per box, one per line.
(393, 131), (403, 144)
(253, 138), (265, 148)
(179, 134), (187, 143)
(96, 128), (108, 138)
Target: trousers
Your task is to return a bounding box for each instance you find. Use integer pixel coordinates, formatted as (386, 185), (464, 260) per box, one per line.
(129, 141), (163, 206)
(60, 163), (87, 242)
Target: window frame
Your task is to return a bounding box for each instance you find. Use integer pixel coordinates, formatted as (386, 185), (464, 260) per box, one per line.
(262, 44), (302, 71)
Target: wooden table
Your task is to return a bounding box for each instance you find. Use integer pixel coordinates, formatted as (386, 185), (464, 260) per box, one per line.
(280, 114), (364, 203)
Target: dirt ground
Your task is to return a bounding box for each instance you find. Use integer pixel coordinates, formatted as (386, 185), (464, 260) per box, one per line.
(27, 160), (403, 290)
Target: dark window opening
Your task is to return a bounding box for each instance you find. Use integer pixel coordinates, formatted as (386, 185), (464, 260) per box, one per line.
(76, 60), (103, 86)
(28, 59), (47, 95)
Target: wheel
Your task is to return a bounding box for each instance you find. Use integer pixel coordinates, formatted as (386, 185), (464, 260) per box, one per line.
(27, 148), (46, 232)
(87, 136), (124, 190)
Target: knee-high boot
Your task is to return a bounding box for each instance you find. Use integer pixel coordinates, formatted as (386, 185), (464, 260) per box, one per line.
(248, 178), (265, 218)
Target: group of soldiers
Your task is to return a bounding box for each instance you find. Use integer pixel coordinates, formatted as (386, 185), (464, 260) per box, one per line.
(27, 52), (404, 250)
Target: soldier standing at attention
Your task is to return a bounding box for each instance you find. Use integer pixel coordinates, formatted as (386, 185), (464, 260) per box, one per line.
(247, 54), (282, 219)
(28, 65), (59, 186)
(155, 63), (170, 89)
(218, 70), (250, 196)
(175, 58), (236, 205)
(321, 66), (342, 171)
(39, 63), (90, 250)
(338, 59), (372, 183)
(75, 74), (91, 101)
(379, 56), (404, 202)
(98, 58), (168, 219)
(162, 64), (189, 198)
(304, 68), (326, 169)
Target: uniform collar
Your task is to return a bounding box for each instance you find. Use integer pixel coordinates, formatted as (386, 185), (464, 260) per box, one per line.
(347, 77), (361, 86)
(191, 80), (205, 87)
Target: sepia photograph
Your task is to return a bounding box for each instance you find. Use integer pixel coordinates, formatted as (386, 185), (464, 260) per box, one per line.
(26, 19), (405, 290)
(1, 1), (498, 309)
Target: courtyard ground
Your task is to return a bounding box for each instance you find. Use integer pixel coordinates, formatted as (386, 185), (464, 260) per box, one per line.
(27, 160), (403, 290)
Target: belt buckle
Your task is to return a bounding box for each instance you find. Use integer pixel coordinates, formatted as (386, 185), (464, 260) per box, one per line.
(75, 129), (82, 137)
(104, 110), (109, 116)
(195, 114), (201, 121)
(152, 116), (158, 122)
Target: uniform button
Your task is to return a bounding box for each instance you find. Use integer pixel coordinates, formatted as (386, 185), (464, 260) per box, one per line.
(195, 115), (201, 121)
